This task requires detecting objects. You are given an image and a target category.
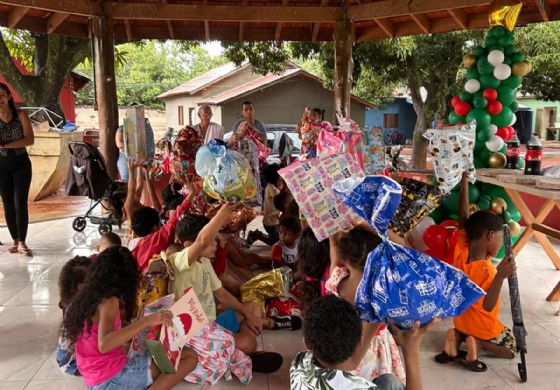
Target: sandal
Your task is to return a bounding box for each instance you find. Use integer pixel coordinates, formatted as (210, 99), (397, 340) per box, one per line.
(435, 350), (467, 364)
(18, 245), (33, 257)
(455, 356), (488, 372)
(8, 244), (19, 254)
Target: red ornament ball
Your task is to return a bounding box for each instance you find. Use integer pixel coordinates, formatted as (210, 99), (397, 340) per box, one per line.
(455, 101), (471, 117)
(487, 100), (503, 116)
(496, 126), (514, 140)
(451, 95), (461, 107)
(483, 88), (498, 102)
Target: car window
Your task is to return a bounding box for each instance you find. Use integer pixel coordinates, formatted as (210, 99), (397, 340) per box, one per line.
(286, 133), (302, 152)
(267, 133), (275, 149)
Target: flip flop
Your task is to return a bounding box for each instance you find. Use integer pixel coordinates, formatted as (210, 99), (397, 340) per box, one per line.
(435, 350), (467, 364)
(18, 246), (33, 257)
(8, 245), (19, 254)
(455, 356), (488, 372)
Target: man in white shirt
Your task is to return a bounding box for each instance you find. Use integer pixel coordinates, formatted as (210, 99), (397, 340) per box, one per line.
(193, 104), (225, 144)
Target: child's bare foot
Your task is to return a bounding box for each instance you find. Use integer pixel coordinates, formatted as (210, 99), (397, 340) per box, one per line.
(444, 328), (459, 358)
(17, 243), (33, 257)
(456, 336), (487, 372)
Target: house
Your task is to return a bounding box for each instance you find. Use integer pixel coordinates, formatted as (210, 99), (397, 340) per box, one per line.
(0, 60), (90, 123)
(516, 92), (557, 140)
(157, 62), (374, 131)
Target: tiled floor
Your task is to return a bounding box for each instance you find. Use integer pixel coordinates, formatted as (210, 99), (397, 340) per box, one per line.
(0, 218), (559, 389)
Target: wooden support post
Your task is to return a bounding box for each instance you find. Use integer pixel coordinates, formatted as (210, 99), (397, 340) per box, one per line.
(333, 18), (353, 121)
(92, 16), (119, 179)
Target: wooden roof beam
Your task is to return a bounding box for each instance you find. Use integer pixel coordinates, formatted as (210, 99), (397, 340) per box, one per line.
(375, 18), (394, 37)
(47, 12), (69, 33)
(203, 0), (210, 41)
(448, 9), (468, 29)
(7, 6), (30, 28)
(410, 13), (431, 34)
(238, 0), (248, 41)
(103, 3), (341, 22)
(124, 19), (132, 40)
(1, 0), (98, 17)
(274, 0), (290, 42)
(311, 0), (329, 42)
(535, 0), (551, 21)
(347, 0), (491, 22)
(160, 0), (175, 40)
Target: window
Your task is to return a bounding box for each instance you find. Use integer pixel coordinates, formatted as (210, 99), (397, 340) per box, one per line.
(189, 107), (195, 126)
(384, 113), (399, 128)
(178, 105), (184, 126)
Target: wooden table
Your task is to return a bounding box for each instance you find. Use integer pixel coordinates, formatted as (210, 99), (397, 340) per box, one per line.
(477, 175), (560, 301)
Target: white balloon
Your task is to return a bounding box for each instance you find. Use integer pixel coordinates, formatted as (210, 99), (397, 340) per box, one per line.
(494, 64), (512, 80)
(489, 124), (498, 135)
(510, 114), (517, 126)
(486, 135), (505, 152)
(488, 50), (505, 67)
(465, 79), (481, 94)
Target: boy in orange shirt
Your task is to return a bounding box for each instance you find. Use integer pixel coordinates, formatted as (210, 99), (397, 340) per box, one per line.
(435, 173), (517, 372)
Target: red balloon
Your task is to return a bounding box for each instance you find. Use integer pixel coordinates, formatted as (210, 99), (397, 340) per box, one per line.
(440, 219), (459, 228)
(483, 88), (498, 102)
(444, 124), (454, 127)
(454, 101), (471, 117)
(451, 95), (461, 107)
(423, 225), (448, 249)
(427, 247), (446, 261)
(496, 126), (512, 140)
(487, 101), (503, 116)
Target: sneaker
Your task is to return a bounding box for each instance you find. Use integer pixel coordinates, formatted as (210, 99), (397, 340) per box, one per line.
(269, 315), (303, 331)
(251, 351), (283, 373)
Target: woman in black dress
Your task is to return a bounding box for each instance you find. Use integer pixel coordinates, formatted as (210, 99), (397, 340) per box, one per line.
(0, 82), (35, 256)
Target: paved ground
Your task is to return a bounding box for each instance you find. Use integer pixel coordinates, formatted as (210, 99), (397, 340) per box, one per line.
(0, 217), (559, 389)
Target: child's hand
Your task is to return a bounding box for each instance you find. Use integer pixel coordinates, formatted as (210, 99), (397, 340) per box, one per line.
(127, 158), (145, 171)
(145, 310), (174, 327)
(186, 180), (202, 199)
(496, 255), (516, 280)
(390, 318), (440, 353)
(244, 312), (263, 336)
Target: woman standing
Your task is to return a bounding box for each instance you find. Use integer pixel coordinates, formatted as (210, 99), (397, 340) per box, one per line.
(0, 83), (34, 256)
(193, 105), (224, 144)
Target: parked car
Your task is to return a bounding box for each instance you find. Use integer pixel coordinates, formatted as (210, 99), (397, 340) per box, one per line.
(224, 124), (301, 164)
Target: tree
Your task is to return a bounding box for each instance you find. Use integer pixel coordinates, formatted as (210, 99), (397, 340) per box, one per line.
(0, 29), (90, 121)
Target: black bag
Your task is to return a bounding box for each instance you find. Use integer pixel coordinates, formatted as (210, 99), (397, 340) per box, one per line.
(65, 142), (112, 200)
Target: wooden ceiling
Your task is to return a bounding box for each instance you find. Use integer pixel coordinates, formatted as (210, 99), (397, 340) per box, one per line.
(0, 0), (558, 42)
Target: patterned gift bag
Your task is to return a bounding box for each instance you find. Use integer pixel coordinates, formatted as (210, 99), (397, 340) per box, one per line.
(362, 127), (385, 175)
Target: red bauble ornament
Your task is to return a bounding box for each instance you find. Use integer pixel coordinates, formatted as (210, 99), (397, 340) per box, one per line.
(487, 100), (503, 116)
(455, 101), (471, 117)
(483, 88), (498, 102)
(451, 95), (461, 107)
(497, 126), (514, 140)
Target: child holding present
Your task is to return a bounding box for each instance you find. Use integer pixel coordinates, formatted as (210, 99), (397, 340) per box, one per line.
(435, 172), (517, 372)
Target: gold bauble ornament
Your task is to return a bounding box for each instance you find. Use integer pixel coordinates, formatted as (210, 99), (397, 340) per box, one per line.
(463, 55), (477, 68)
(488, 152), (507, 168)
(511, 62), (529, 77)
(489, 0), (523, 31)
(469, 203), (480, 216)
(525, 61), (533, 73)
(491, 197), (508, 214)
(508, 221), (521, 236)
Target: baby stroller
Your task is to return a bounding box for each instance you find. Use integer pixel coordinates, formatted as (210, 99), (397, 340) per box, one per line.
(65, 141), (126, 234)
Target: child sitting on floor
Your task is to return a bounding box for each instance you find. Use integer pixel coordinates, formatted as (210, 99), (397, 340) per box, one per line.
(61, 247), (198, 389)
(247, 164), (282, 246)
(298, 227), (331, 310)
(170, 204), (284, 379)
(326, 226), (406, 383)
(97, 232), (122, 252)
(435, 172), (517, 372)
(271, 216), (301, 271)
(56, 256), (91, 376)
(291, 295), (438, 390)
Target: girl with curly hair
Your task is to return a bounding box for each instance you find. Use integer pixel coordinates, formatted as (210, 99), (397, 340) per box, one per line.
(61, 246), (197, 389)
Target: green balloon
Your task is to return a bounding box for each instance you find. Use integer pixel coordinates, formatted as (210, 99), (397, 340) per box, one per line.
(478, 147), (492, 162)
(496, 231), (521, 259)
(511, 52), (526, 62)
(467, 108), (491, 128)
(450, 214), (460, 221)
(466, 68), (480, 80)
(510, 101), (519, 113)
(503, 58), (512, 66)
(430, 207), (444, 224)
(497, 86), (516, 105)
(473, 95), (488, 109)
(487, 45), (505, 53)
(477, 128), (493, 142)
(478, 198), (491, 211)
(474, 47), (486, 57)
(448, 111), (466, 125)
(502, 76), (523, 89)
(460, 91), (473, 102)
(517, 157), (525, 170)
(477, 57), (494, 76)
(505, 45), (516, 55)
(504, 30), (514, 39)
(492, 26), (506, 37)
(499, 144), (508, 155)
(509, 208), (521, 222)
(443, 191), (460, 214)
(492, 106), (514, 127)
(474, 157), (487, 169)
(486, 35), (498, 46)
(498, 35), (512, 47)
(480, 74), (501, 89)
(468, 184), (481, 203)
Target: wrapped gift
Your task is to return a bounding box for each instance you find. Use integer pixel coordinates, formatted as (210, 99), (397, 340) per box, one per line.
(240, 266), (293, 313)
(334, 175), (485, 329)
(205, 203), (257, 233)
(236, 139), (262, 205)
(424, 123), (476, 193)
(230, 123), (269, 165)
(123, 105), (147, 162)
(279, 153), (363, 241)
(317, 115), (364, 168)
(362, 127), (385, 175)
(196, 140), (256, 203)
(171, 126), (204, 184)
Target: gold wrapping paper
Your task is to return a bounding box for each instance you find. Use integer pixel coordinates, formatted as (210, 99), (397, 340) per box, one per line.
(489, 0), (522, 31)
(240, 267), (292, 313)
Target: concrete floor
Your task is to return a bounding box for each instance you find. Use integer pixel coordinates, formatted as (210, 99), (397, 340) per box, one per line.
(0, 218), (559, 389)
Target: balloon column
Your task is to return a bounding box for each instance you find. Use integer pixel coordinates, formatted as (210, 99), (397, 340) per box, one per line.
(426, 0), (526, 259)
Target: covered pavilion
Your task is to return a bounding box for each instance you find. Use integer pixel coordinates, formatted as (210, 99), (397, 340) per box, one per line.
(0, 0), (558, 177)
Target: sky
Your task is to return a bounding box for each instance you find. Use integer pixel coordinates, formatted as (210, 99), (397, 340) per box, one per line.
(202, 41), (224, 56)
